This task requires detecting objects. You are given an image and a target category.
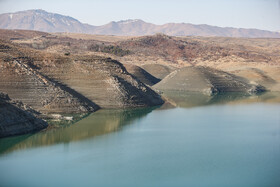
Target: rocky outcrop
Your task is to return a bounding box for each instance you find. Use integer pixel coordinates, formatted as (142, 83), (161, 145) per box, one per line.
(153, 66), (266, 95)
(0, 92), (47, 138)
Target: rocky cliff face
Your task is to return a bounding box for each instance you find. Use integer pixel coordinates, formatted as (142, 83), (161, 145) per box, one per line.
(0, 92), (47, 138)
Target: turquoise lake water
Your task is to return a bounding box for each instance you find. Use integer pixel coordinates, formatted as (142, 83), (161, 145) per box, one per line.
(0, 93), (280, 187)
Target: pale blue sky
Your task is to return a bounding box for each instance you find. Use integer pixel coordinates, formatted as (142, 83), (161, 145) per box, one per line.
(0, 0), (279, 31)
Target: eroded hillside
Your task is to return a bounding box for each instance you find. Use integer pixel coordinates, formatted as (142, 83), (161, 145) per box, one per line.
(153, 66), (266, 95)
(0, 29), (279, 137)
(0, 39), (163, 112)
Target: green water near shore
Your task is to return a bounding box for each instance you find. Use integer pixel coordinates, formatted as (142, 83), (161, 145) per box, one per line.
(0, 93), (280, 187)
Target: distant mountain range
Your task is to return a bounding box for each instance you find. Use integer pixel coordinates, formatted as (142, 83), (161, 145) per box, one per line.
(0, 9), (279, 38)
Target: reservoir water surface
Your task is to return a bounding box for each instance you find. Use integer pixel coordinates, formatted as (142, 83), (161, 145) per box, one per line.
(0, 93), (280, 187)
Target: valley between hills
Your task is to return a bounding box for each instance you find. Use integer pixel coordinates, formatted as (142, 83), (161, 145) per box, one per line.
(1, 29), (280, 138)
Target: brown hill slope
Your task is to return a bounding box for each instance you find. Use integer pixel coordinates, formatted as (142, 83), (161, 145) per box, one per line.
(35, 56), (163, 108)
(119, 34), (277, 64)
(0, 29), (50, 40)
(0, 57), (98, 114)
(0, 40), (163, 109)
(1, 30), (279, 92)
(3, 30), (278, 67)
(153, 66), (266, 95)
(229, 67), (280, 92)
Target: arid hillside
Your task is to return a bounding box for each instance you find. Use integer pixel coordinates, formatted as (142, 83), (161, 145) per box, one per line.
(3, 30), (278, 92)
(1, 29), (280, 92)
(0, 29), (279, 137)
(7, 30), (278, 68)
(0, 40), (99, 114)
(153, 66), (265, 95)
(0, 38), (164, 113)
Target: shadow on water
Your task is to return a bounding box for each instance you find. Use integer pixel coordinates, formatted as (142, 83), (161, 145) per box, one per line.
(160, 91), (280, 109)
(0, 107), (157, 154)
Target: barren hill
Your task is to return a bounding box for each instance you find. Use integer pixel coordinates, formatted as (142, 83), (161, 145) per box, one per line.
(119, 34), (278, 64)
(0, 41), (98, 114)
(153, 66), (266, 95)
(1, 29), (279, 91)
(0, 39), (163, 111)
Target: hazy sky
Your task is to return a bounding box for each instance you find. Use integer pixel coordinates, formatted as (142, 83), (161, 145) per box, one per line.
(0, 0), (279, 31)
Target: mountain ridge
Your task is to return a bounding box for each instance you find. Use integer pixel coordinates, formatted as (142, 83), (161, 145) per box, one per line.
(0, 9), (279, 38)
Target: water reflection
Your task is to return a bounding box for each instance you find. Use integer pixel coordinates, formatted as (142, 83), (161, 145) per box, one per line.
(1, 92), (279, 154)
(161, 91), (280, 109)
(0, 107), (156, 154)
